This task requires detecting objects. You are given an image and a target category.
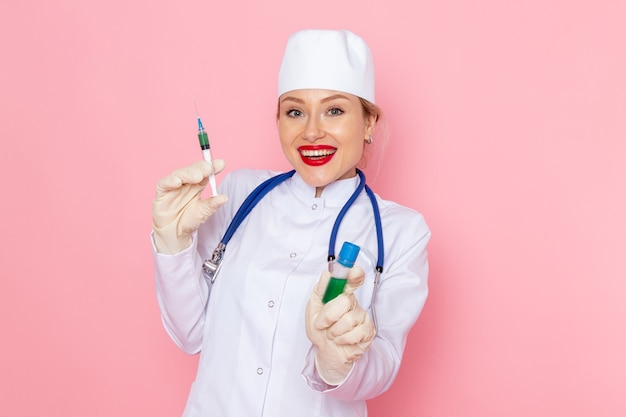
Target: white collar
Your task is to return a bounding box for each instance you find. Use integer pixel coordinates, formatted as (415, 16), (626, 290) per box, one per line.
(287, 171), (361, 207)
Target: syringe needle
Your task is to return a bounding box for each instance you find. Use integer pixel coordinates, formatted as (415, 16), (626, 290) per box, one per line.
(193, 97), (200, 118)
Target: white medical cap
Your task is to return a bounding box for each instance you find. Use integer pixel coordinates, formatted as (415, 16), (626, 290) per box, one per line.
(277, 29), (375, 103)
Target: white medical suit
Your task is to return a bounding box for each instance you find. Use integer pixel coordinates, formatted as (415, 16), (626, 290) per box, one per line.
(152, 169), (430, 417)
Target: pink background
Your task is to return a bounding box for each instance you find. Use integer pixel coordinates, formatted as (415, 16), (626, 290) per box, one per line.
(1, 0), (625, 416)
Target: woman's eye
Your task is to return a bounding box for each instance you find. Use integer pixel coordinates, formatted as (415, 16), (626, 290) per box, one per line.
(286, 109), (303, 117)
(328, 107), (344, 116)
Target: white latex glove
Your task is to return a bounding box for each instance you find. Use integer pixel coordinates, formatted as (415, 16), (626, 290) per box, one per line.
(305, 266), (376, 386)
(152, 160), (227, 254)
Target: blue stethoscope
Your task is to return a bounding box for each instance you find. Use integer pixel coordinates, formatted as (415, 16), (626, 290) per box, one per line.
(202, 168), (385, 326)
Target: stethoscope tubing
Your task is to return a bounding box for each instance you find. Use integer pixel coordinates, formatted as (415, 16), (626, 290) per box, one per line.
(202, 169), (385, 327)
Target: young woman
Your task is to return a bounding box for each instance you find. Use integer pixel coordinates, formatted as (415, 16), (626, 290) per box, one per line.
(152, 29), (430, 417)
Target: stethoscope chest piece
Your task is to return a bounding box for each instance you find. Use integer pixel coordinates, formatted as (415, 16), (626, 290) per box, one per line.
(203, 242), (226, 283)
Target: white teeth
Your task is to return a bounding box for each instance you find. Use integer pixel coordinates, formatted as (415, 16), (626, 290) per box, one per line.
(300, 149), (336, 157)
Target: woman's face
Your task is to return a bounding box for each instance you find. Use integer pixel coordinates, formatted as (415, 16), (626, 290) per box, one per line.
(277, 89), (376, 194)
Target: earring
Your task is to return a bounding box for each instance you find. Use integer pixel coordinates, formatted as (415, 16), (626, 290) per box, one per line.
(365, 135), (373, 144)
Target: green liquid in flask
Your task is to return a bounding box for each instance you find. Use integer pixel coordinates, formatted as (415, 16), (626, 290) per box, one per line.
(322, 277), (348, 303)
(322, 241), (360, 303)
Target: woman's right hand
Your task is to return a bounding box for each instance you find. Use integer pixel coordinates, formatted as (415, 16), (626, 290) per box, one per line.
(152, 160), (228, 254)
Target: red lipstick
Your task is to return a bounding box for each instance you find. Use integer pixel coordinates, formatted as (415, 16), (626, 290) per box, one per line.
(298, 145), (337, 166)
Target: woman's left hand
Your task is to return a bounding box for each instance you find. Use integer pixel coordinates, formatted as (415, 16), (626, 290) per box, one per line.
(305, 267), (376, 386)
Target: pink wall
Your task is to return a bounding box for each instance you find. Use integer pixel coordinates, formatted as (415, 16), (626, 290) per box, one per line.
(1, 0), (624, 415)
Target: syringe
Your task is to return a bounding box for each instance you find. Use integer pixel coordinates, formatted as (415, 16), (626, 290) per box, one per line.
(197, 116), (218, 196)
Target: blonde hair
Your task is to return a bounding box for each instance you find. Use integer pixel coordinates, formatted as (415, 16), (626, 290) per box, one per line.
(358, 98), (388, 182)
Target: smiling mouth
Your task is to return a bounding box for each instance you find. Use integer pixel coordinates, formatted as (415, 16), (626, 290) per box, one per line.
(298, 146), (337, 166)
(299, 149), (336, 158)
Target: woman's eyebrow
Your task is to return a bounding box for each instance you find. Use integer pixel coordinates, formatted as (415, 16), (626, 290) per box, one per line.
(280, 96), (305, 104)
(280, 94), (350, 105)
(321, 94), (350, 103)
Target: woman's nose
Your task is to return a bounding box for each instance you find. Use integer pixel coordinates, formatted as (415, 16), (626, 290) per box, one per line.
(302, 116), (324, 142)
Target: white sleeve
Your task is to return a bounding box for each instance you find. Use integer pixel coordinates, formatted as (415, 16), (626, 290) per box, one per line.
(152, 231), (209, 354)
(151, 172), (238, 354)
(303, 210), (431, 400)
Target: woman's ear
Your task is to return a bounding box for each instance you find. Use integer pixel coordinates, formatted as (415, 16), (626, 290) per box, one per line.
(364, 114), (377, 138)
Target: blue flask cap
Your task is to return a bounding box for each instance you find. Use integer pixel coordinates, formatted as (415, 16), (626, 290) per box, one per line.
(337, 242), (360, 268)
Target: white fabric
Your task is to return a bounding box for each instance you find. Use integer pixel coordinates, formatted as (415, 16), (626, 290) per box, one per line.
(152, 169), (430, 417)
(278, 30), (376, 103)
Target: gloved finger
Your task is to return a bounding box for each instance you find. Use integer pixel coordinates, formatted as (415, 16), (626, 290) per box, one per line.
(210, 158), (226, 175)
(326, 308), (368, 338)
(312, 271), (332, 303)
(157, 161), (208, 190)
(342, 266), (365, 294)
(314, 292), (354, 330)
(305, 271), (331, 342)
(334, 315), (376, 346)
(341, 342), (369, 363)
(191, 194), (229, 225)
(157, 160), (225, 192)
